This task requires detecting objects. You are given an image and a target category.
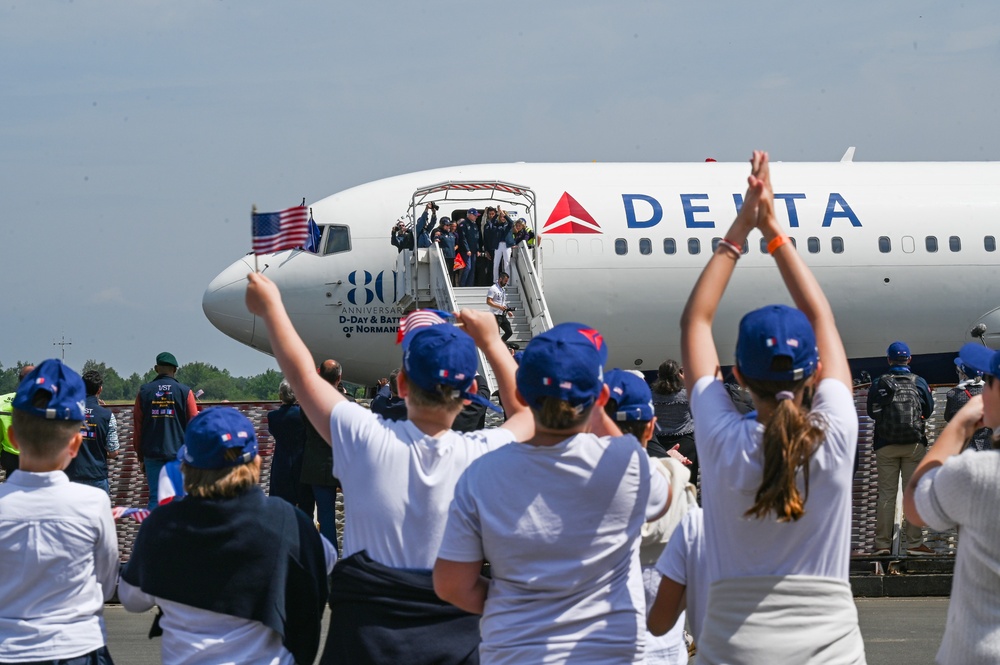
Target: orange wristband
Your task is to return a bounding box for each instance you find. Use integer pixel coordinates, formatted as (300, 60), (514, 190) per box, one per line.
(767, 235), (790, 254)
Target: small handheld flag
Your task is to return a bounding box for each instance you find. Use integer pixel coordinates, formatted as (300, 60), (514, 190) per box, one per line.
(112, 506), (151, 523)
(252, 205), (310, 254)
(396, 308), (455, 343)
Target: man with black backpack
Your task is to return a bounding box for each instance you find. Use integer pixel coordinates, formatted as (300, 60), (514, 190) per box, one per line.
(867, 341), (935, 556)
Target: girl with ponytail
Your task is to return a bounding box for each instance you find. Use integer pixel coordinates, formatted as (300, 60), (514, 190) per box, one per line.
(674, 152), (865, 664)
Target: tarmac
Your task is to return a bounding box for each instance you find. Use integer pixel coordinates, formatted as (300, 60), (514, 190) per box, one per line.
(104, 597), (949, 664)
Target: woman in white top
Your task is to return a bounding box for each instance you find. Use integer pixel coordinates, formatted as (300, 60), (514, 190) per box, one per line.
(904, 343), (1000, 665)
(678, 151), (865, 664)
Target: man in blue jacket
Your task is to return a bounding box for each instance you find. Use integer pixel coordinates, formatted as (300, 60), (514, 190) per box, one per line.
(457, 208), (481, 287)
(866, 341), (935, 556)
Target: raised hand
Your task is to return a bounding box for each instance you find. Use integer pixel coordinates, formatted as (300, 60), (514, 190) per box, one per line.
(245, 272), (283, 318)
(729, 151), (768, 242)
(455, 308), (501, 348)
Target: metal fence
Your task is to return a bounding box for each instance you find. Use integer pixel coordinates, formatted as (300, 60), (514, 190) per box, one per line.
(1, 389), (963, 561)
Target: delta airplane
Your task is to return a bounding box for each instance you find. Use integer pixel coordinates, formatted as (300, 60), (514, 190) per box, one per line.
(203, 153), (1000, 386)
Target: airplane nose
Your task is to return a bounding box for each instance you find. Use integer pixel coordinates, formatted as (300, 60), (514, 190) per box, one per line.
(203, 257), (256, 347)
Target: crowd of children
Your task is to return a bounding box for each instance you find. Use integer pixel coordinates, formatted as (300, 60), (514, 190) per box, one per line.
(4, 152), (995, 664)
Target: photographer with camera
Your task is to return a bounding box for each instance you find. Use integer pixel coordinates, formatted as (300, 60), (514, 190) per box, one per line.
(391, 216), (414, 253)
(486, 271), (514, 344)
(415, 203), (438, 249)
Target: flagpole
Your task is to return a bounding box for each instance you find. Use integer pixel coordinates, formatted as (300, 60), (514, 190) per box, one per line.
(251, 204), (259, 273)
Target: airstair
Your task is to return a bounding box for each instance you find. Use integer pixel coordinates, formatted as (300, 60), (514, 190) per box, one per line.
(394, 243), (552, 394)
(393, 180), (552, 393)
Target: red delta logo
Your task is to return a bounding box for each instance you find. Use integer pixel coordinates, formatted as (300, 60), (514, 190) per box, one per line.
(541, 192), (602, 234)
(577, 327), (604, 351)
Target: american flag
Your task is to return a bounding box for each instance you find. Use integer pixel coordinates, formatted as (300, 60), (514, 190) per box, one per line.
(252, 205), (310, 254)
(396, 308), (454, 343)
(112, 506), (151, 523)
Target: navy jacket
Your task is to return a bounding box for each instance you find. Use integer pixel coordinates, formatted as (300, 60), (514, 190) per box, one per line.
(66, 395), (113, 482)
(457, 219), (480, 255)
(122, 487), (329, 665)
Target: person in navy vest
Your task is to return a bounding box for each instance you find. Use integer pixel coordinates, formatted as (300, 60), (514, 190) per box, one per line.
(133, 352), (199, 509)
(65, 369), (120, 494)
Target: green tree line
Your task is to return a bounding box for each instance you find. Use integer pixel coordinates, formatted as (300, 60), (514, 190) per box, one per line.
(0, 360), (285, 402)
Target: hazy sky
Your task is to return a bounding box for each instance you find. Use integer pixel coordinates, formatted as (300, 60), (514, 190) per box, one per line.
(3, 1), (999, 378)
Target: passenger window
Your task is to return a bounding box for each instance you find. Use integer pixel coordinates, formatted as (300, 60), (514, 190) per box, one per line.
(831, 237), (844, 254)
(807, 237), (820, 253)
(688, 238), (701, 255)
(949, 236), (961, 252)
(926, 236), (938, 253)
(878, 236), (891, 253)
(789, 237), (797, 249)
(323, 225), (352, 255)
(615, 238), (628, 255)
(986, 236), (997, 252)
(663, 238), (676, 255)
(711, 237), (721, 252)
(639, 238), (652, 255)
(760, 238), (768, 254)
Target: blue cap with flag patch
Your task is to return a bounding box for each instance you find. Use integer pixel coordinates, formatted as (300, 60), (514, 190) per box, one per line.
(736, 305), (818, 382)
(402, 324), (501, 413)
(13, 359), (87, 421)
(517, 322), (608, 411)
(178, 407), (259, 470)
(955, 354), (984, 378)
(604, 369), (655, 421)
(957, 342), (1000, 378)
(887, 341), (911, 360)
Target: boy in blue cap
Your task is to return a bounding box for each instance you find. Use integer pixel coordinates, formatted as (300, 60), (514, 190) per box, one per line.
(0, 359), (119, 664)
(245, 272), (534, 665)
(905, 343), (1000, 664)
(119, 406), (336, 665)
(433, 324), (670, 665)
(604, 369), (697, 665)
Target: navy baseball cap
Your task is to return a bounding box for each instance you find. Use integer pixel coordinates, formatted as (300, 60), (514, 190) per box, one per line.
(605, 369), (654, 421)
(517, 322), (608, 411)
(178, 407), (258, 470)
(957, 342), (1000, 378)
(955, 355), (984, 378)
(402, 324), (501, 413)
(887, 341), (911, 360)
(736, 305), (818, 382)
(467, 208), (479, 216)
(12, 359), (87, 421)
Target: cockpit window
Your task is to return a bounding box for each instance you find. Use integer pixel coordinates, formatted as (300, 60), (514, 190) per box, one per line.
(323, 225), (351, 255)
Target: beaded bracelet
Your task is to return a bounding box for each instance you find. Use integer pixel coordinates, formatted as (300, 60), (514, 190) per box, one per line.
(767, 234), (791, 254)
(717, 238), (742, 260)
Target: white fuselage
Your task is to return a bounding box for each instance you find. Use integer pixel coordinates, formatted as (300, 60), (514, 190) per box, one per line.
(204, 161), (1000, 385)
